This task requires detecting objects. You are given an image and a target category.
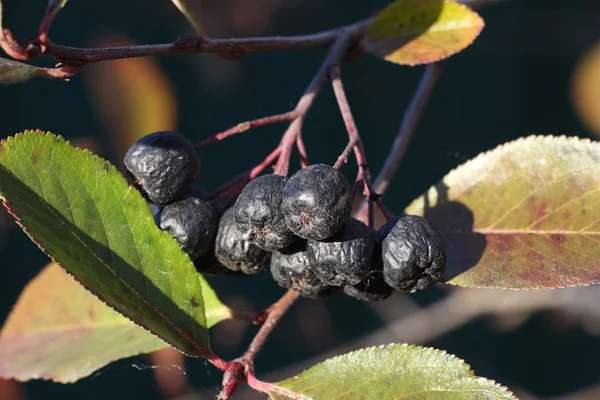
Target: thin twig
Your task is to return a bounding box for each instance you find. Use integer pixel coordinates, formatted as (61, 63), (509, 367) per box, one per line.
(273, 21), (371, 176)
(195, 111), (297, 149)
(296, 134), (309, 168)
(374, 62), (444, 196)
(330, 66), (373, 195)
(333, 136), (359, 170)
(242, 290), (300, 365)
(219, 290), (301, 399)
(355, 62), (444, 218)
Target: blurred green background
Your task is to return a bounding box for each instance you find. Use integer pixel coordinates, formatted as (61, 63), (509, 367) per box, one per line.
(2, 0), (600, 399)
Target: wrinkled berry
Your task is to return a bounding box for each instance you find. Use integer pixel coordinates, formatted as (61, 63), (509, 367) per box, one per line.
(380, 215), (446, 293)
(193, 247), (249, 277)
(215, 208), (271, 275)
(160, 195), (217, 260)
(270, 241), (338, 299)
(124, 131), (200, 205)
(282, 164), (352, 240)
(234, 174), (297, 251)
(307, 217), (376, 286)
(343, 249), (393, 302)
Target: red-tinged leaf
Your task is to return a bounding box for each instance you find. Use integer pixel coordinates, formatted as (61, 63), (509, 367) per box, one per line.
(571, 41), (600, 139)
(0, 260), (231, 383)
(364, 0), (484, 66)
(0, 263), (167, 383)
(84, 36), (178, 162)
(405, 135), (600, 289)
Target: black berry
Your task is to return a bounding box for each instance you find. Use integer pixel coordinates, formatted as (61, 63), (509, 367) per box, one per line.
(193, 247), (249, 277)
(215, 208), (271, 275)
(343, 248), (393, 302)
(307, 217), (377, 286)
(270, 241), (337, 299)
(124, 131), (200, 205)
(234, 174), (297, 251)
(282, 164), (352, 240)
(380, 215), (446, 293)
(159, 194), (217, 260)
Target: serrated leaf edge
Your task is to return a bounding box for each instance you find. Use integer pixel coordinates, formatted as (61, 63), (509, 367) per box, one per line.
(365, 0), (485, 66)
(271, 343), (518, 399)
(406, 134), (600, 291)
(0, 130), (208, 358)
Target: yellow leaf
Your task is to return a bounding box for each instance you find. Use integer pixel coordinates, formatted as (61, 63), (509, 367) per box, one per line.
(365, 0), (484, 66)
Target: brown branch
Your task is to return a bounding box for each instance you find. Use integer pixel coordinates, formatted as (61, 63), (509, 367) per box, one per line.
(44, 28), (344, 64)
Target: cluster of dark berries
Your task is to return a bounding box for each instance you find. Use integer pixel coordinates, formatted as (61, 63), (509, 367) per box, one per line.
(124, 131), (447, 300)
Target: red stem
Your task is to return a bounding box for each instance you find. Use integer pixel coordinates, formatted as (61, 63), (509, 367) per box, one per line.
(296, 134), (309, 168)
(333, 136), (359, 170)
(273, 24), (369, 175)
(194, 111), (297, 149)
(219, 290), (300, 399)
(250, 147), (281, 179)
(241, 290), (300, 364)
(210, 147), (281, 203)
(355, 62), (444, 219)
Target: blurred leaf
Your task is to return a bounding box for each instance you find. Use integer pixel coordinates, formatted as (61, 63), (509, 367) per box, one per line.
(364, 0), (484, 66)
(0, 262), (230, 383)
(572, 40), (600, 139)
(84, 36), (178, 162)
(266, 344), (515, 399)
(0, 57), (38, 84)
(0, 131), (213, 356)
(0, 263), (167, 383)
(405, 135), (600, 289)
(170, 0), (208, 38)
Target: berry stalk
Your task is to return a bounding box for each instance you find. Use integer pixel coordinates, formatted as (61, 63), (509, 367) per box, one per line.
(218, 289), (300, 399)
(273, 21), (370, 176)
(194, 111), (298, 149)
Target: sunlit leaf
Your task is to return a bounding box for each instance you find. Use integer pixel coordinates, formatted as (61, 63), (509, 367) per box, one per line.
(405, 135), (600, 289)
(364, 0), (484, 66)
(0, 261), (230, 383)
(266, 344), (515, 399)
(0, 263), (167, 383)
(572, 40), (600, 139)
(170, 0), (207, 38)
(84, 36), (178, 161)
(0, 131), (213, 356)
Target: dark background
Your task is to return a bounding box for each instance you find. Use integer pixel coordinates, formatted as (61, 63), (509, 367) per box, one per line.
(2, 0), (600, 399)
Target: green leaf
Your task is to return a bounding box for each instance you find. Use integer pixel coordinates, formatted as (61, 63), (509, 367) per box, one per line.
(265, 344), (516, 399)
(0, 57), (39, 84)
(364, 0), (484, 66)
(170, 0), (208, 38)
(0, 263), (167, 383)
(405, 135), (600, 289)
(0, 131), (214, 356)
